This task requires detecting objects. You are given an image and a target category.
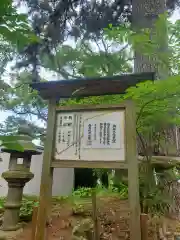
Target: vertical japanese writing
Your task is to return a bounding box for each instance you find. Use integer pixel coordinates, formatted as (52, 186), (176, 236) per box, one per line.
(62, 132), (65, 142)
(103, 123), (107, 145)
(57, 114), (74, 147)
(73, 114), (76, 147)
(58, 130), (61, 143)
(78, 115), (82, 159)
(67, 130), (71, 147)
(94, 124), (97, 141)
(112, 124), (117, 144)
(83, 119), (120, 149)
(60, 117), (62, 126)
(99, 123), (103, 144)
(107, 123), (110, 145)
(87, 123), (92, 146)
(75, 115), (79, 155)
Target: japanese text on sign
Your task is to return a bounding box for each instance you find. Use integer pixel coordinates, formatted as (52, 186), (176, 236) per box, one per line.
(55, 110), (125, 161)
(83, 120), (121, 149)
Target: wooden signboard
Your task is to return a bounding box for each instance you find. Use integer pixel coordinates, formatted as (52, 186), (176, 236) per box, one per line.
(53, 105), (125, 167)
(34, 101), (141, 240)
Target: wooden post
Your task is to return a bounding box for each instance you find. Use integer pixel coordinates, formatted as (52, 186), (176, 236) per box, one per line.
(126, 102), (141, 240)
(34, 99), (56, 240)
(31, 206), (38, 240)
(92, 189), (99, 240)
(47, 167), (54, 224)
(140, 214), (148, 240)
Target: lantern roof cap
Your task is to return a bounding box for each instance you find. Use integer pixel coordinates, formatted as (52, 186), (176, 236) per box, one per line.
(1, 124), (41, 155)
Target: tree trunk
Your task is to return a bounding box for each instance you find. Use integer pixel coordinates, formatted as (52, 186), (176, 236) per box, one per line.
(132, 0), (167, 78)
(132, 0), (168, 154)
(115, 0), (167, 188)
(131, 0), (180, 220)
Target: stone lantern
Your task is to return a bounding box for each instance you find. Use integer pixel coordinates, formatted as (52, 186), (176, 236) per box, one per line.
(1, 124), (41, 231)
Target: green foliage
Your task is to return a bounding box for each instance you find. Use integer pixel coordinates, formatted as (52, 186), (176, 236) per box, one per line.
(105, 13), (179, 76)
(0, 1), (39, 75)
(61, 75), (180, 217)
(0, 0), (38, 49)
(0, 71), (47, 141)
(1, 11), (180, 217)
(41, 35), (132, 79)
(20, 197), (38, 221)
(61, 74), (180, 137)
(111, 182), (128, 198)
(140, 185), (171, 215)
(72, 186), (128, 200)
(72, 188), (92, 198)
(0, 196), (38, 221)
(125, 75), (180, 133)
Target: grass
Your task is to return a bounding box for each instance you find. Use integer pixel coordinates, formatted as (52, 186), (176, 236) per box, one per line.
(0, 185), (128, 222)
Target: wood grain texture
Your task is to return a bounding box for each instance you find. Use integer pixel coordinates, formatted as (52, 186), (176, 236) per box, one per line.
(52, 156), (180, 169)
(31, 206), (38, 240)
(56, 103), (128, 112)
(34, 100), (56, 240)
(36, 101), (141, 240)
(140, 214), (148, 240)
(92, 189), (99, 240)
(31, 72), (155, 100)
(126, 101), (141, 240)
(51, 160), (128, 169)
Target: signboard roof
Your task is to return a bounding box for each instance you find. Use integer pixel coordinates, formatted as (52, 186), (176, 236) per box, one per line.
(31, 72), (155, 100)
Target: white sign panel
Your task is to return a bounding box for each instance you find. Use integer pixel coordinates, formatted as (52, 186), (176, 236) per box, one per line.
(55, 110), (125, 161)
(83, 120), (121, 149)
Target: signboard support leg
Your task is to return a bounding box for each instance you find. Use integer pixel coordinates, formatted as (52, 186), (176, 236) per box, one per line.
(92, 189), (99, 240)
(34, 99), (56, 240)
(47, 167), (54, 224)
(140, 214), (148, 240)
(126, 102), (141, 240)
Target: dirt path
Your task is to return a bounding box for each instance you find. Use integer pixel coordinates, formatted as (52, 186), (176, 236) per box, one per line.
(13, 197), (180, 240)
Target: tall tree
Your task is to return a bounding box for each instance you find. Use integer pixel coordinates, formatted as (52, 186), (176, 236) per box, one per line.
(14, 0), (179, 82)
(131, 0), (180, 218)
(132, 0), (168, 78)
(0, 31), (132, 139)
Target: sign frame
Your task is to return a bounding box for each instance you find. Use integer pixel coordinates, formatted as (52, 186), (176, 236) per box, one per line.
(53, 103), (131, 169)
(34, 100), (141, 240)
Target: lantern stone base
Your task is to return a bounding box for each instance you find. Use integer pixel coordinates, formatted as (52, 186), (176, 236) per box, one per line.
(1, 170), (34, 232)
(0, 228), (23, 240)
(0, 223), (21, 231)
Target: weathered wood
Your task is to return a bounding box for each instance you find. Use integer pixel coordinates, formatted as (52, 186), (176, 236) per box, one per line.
(56, 103), (128, 112)
(34, 101), (142, 240)
(92, 189), (99, 240)
(31, 206), (38, 240)
(51, 160), (128, 169)
(52, 156), (180, 169)
(31, 72), (155, 100)
(140, 214), (148, 240)
(47, 167), (54, 224)
(126, 101), (141, 240)
(34, 99), (56, 240)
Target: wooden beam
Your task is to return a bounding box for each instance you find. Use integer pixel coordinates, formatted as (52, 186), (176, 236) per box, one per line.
(51, 160), (128, 169)
(92, 189), (99, 240)
(56, 103), (127, 112)
(31, 72), (155, 100)
(126, 102), (141, 240)
(31, 206), (38, 240)
(138, 155), (180, 166)
(51, 155), (180, 169)
(34, 99), (56, 240)
(140, 214), (148, 240)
